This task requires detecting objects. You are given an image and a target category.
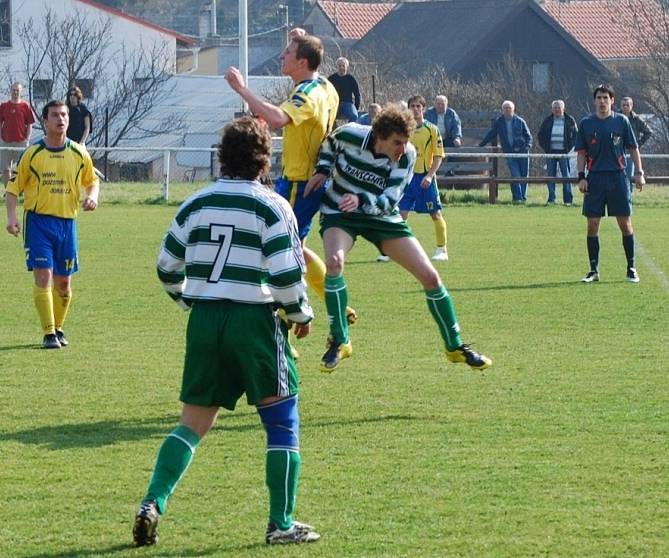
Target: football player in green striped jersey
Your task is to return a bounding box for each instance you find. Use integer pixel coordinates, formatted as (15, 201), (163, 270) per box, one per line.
(133, 117), (320, 547)
(304, 104), (492, 373)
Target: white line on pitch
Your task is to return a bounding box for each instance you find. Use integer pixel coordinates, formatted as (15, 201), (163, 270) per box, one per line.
(636, 241), (669, 294)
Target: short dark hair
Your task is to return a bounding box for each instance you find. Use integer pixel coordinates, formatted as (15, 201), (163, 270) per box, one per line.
(407, 95), (426, 108)
(293, 35), (323, 71)
(218, 116), (272, 180)
(593, 84), (615, 99)
(372, 103), (416, 140)
(42, 99), (67, 119)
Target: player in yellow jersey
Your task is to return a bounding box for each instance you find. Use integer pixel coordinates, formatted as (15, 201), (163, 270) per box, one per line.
(5, 100), (99, 349)
(224, 29), (357, 344)
(398, 95), (449, 261)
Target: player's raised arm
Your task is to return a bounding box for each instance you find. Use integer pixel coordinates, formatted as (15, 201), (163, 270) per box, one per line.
(223, 66), (291, 129)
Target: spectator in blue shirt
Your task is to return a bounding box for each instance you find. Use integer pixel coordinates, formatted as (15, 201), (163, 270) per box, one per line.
(479, 100), (532, 203)
(425, 95), (462, 147)
(356, 103), (381, 125)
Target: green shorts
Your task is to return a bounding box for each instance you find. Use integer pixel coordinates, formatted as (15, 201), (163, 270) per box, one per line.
(319, 212), (414, 248)
(180, 300), (298, 410)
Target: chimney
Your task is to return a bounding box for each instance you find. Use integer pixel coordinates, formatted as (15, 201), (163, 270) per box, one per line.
(199, 2), (217, 37)
(210, 0), (217, 36)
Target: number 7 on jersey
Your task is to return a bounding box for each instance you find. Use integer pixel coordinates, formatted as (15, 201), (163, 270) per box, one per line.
(208, 224), (234, 283)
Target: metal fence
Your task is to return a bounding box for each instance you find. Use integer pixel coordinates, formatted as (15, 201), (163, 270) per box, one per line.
(3, 145), (668, 203)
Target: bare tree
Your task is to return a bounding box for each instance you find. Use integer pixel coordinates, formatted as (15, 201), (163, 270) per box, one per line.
(15, 7), (181, 149)
(614, 1), (669, 151)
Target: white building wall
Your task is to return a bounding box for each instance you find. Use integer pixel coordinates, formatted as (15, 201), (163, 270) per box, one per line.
(2, 0), (177, 80)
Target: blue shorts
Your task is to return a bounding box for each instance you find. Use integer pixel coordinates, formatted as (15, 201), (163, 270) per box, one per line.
(275, 177), (324, 239)
(582, 171), (631, 218)
(398, 173), (442, 214)
(24, 212), (79, 275)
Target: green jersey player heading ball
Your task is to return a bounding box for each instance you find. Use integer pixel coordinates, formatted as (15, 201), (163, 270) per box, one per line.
(304, 104), (492, 372)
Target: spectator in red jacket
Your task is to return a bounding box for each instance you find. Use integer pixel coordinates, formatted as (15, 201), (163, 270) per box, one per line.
(0, 82), (35, 185)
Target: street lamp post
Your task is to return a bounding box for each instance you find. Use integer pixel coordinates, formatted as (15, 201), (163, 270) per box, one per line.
(239, 0), (248, 112)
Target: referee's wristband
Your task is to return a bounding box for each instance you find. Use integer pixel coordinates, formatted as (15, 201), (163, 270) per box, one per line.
(578, 171), (586, 181)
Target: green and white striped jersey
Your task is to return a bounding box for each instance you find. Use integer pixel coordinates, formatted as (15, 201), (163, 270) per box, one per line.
(157, 178), (312, 324)
(316, 123), (416, 221)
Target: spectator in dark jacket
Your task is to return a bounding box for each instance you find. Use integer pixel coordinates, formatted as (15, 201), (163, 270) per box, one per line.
(66, 86), (92, 145)
(328, 57), (360, 122)
(538, 100), (578, 205)
(425, 95), (462, 147)
(479, 100), (532, 203)
(620, 96), (651, 193)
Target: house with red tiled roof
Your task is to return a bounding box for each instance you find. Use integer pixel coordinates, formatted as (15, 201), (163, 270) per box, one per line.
(542, 0), (664, 108)
(250, 0), (397, 75)
(352, 0), (610, 104)
(75, 0), (196, 47)
(303, 0), (397, 44)
(542, 0), (660, 64)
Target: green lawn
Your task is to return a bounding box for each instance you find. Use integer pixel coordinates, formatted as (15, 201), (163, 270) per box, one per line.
(1, 184), (667, 557)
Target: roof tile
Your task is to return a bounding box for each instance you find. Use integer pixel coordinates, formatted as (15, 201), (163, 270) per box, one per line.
(543, 0), (660, 60)
(318, 0), (397, 39)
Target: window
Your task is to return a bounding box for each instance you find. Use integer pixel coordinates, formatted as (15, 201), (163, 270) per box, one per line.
(133, 77), (152, 92)
(532, 63), (550, 93)
(32, 79), (53, 100)
(74, 79), (94, 99)
(0, 0), (10, 48)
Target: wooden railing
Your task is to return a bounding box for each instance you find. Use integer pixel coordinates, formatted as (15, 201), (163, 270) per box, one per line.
(437, 148), (668, 203)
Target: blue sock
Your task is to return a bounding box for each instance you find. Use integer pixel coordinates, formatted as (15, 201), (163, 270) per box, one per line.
(622, 234), (635, 269)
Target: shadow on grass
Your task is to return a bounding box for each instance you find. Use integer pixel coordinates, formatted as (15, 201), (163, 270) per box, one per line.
(330, 262), (580, 293)
(0, 343), (41, 351)
(0, 413), (422, 450)
(21, 543), (131, 558)
(312, 413), (426, 429)
(391, 280), (577, 297)
(0, 417), (182, 449)
(21, 542), (245, 557)
(450, 280), (579, 292)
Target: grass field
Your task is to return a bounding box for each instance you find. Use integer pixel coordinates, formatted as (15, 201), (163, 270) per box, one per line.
(1, 183), (668, 558)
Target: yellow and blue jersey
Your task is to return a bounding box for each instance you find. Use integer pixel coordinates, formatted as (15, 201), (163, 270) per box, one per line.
(410, 121), (444, 174)
(279, 76), (339, 181)
(7, 139), (98, 219)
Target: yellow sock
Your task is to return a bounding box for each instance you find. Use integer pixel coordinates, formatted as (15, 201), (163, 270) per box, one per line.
(33, 285), (55, 335)
(433, 215), (447, 247)
(52, 287), (72, 331)
(305, 255), (326, 301)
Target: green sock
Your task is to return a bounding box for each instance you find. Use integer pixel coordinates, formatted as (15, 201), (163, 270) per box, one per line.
(324, 274), (349, 344)
(425, 285), (462, 351)
(266, 449), (301, 530)
(144, 424), (200, 514)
